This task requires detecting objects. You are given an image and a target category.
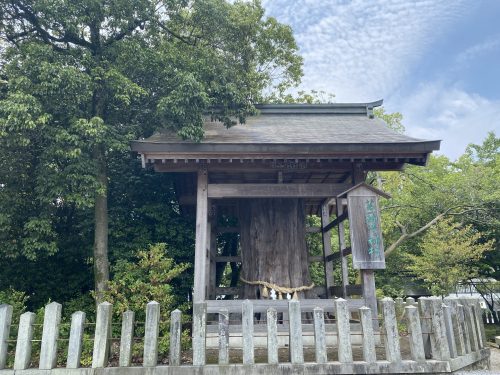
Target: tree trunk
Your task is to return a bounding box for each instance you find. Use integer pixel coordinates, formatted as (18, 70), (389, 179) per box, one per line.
(93, 145), (109, 302)
(238, 198), (315, 299)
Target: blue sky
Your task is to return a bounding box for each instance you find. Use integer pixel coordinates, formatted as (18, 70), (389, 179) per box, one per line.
(262, 0), (500, 160)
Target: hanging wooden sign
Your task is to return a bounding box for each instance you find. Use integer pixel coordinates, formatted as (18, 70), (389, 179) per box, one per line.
(339, 183), (390, 269)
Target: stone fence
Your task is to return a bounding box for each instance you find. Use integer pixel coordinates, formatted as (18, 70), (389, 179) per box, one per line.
(0, 296), (490, 374)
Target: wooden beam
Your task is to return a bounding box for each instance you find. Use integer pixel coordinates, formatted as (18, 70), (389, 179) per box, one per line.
(322, 211), (348, 233)
(206, 298), (365, 314)
(324, 247), (352, 263)
(193, 169), (208, 303)
(207, 183), (351, 198)
(153, 160), (406, 173)
(336, 197), (349, 298)
(320, 202), (335, 298)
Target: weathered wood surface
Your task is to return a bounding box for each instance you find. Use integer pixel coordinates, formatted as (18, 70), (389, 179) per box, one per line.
(336, 197), (349, 297)
(208, 183), (351, 198)
(193, 168), (208, 302)
(239, 198), (314, 299)
(346, 185), (386, 269)
(320, 202), (334, 298)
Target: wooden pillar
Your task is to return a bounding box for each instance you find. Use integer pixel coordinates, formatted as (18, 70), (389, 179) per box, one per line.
(194, 168), (208, 303)
(320, 201), (334, 298)
(336, 197), (349, 298)
(207, 203), (217, 299)
(362, 270), (378, 325)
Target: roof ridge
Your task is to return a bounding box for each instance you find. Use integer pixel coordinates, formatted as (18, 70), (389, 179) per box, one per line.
(255, 99), (383, 116)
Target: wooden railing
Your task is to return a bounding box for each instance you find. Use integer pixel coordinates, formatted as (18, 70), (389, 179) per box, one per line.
(0, 296), (490, 374)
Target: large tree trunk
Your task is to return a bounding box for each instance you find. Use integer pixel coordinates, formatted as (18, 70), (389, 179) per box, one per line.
(93, 145), (109, 302)
(239, 198), (315, 299)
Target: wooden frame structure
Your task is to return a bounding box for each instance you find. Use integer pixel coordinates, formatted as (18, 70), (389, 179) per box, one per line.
(131, 100), (440, 318)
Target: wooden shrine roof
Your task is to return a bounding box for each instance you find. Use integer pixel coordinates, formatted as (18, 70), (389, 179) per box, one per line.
(131, 100), (440, 168)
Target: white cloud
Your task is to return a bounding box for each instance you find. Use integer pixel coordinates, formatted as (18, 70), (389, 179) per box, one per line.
(455, 36), (500, 68)
(262, 0), (470, 101)
(398, 83), (499, 160)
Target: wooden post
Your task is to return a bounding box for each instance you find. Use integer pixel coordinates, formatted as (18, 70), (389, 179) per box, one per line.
(209, 204), (217, 299)
(336, 198), (349, 298)
(320, 202), (334, 297)
(361, 270), (378, 327)
(170, 309), (182, 366)
(119, 311), (134, 367)
(194, 168), (209, 302)
(67, 311), (86, 369)
(0, 304), (13, 369)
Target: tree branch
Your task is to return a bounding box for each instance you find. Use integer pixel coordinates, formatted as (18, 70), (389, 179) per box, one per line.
(384, 206), (483, 257)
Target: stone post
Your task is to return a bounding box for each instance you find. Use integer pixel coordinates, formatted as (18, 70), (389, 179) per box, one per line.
(458, 304), (471, 354)
(67, 311), (86, 368)
(359, 306), (376, 364)
(313, 307), (327, 364)
(288, 300), (304, 364)
(14, 312), (35, 370)
(443, 304), (457, 358)
(444, 297), (465, 356)
(405, 297), (416, 306)
(418, 297), (432, 358)
(0, 304), (13, 369)
(92, 301), (113, 368)
(192, 302), (207, 366)
(143, 301), (160, 367)
(405, 305), (425, 361)
(429, 297), (450, 360)
(170, 309), (182, 366)
(267, 308), (278, 365)
(119, 310), (135, 367)
(39, 301), (62, 369)
(218, 308), (229, 365)
(335, 298), (352, 363)
(242, 300), (254, 365)
(472, 302), (486, 348)
(381, 297), (401, 363)
(464, 305), (479, 352)
(394, 297), (404, 319)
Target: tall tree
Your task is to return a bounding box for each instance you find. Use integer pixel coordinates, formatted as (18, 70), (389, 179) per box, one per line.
(0, 0), (302, 300)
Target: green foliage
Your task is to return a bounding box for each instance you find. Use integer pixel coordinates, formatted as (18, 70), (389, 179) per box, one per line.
(0, 288), (28, 321)
(100, 243), (191, 355)
(407, 219), (494, 296)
